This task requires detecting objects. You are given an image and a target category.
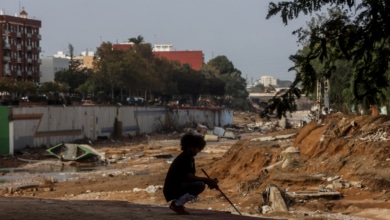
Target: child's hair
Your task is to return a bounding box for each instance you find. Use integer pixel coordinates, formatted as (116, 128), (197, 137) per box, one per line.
(180, 133), (206, 151)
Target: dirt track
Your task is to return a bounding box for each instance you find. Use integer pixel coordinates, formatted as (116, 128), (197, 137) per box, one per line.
(1, 112), (390, 220)
(0, 197), (272, 220)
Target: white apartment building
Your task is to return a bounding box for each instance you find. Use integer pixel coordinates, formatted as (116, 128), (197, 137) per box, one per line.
(260, 75), (277, 86)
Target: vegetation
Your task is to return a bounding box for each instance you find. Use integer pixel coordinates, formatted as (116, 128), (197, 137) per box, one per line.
(263, 0), (390, 118)
(1, 40), (251, 110)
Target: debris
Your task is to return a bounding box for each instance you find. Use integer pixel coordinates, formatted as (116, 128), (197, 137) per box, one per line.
(251, 133), (296, 142)
(152, 153), (172, 159)
(133, 185), (163, 194)
(46, 143), (89, 161)
(263, 160), (284, 173)
(223, 131), (236, 139)
(286, 191), (342, 200)
(213, 127), (225, 137)
(261, 185), (288, 213)
(196, 124), (208, 135)
(204, 134), (219, 142)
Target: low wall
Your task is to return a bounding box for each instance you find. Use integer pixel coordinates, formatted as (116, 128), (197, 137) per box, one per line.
(0, 106), (233, 154)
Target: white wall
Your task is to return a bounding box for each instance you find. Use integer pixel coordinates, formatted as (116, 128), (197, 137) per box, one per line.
(9, 106), (233, 151)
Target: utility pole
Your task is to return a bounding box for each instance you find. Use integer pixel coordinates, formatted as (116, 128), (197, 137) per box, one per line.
(324, 79), (330, 111)
(316, 77), (330, 123)
(316, 79), (322, 122)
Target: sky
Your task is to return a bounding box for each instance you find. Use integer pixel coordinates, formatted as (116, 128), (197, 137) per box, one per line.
(2, 0), (312, 83)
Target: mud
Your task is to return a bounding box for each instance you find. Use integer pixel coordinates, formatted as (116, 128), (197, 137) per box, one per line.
(1, 112), (390, 220)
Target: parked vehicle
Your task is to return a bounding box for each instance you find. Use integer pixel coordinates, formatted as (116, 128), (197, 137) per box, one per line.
(127, 97), (145, 105)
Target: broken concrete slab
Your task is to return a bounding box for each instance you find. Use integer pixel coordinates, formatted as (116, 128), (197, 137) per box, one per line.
(214, 127), (225, 137)
(286, 191), (342, 200)
(269, 185), (288, 212)
(223, 131), (236, 139)
(261, 185), (288, 214)
(251, 133), (297, 142)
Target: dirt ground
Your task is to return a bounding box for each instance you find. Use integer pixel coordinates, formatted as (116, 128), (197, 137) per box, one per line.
(1, 111), (390, 220)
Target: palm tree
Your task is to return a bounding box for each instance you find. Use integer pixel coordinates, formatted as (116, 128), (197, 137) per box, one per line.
(128, 35), (144, 45)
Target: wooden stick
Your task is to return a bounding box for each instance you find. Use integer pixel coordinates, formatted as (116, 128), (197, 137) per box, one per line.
(201, 168), (242, 216)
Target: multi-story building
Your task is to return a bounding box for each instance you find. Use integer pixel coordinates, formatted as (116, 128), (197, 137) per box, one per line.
(0, 9), (41, 83)
(40, 51), (95, 83)
(112, 42), (204, 70)
(259, 75), (277, 86)
(73, 51), (95, 69)
(40, 57), (69, 83)
(152, 44), (203, 70)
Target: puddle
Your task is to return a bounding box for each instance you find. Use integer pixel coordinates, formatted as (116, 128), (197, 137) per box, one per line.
(0, 162), (115, 187)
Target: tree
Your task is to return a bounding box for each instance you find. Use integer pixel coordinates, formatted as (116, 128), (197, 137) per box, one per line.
(277, 79), (292, 88)
(68, 43), (81, 71)
(38, 81), (67, 101)
(149, 57), (180, 103)
(128, 35), (144, 44)
(0, 77), (16, 97)
(206, 55), (235, 75)
(55, 68), (90, 95)
(205, 77), (225, 97)
(206, 56), (250, 110)
(264, 0), (390, 118)
(94, 42), (127, 101)
(248, 83), (265, 93)
(171, 65), (205, 106)
(15, 81), (37, 97)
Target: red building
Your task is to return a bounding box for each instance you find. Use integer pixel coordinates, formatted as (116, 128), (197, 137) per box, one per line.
(112, 43), (204, 70)
(153, 50), (203, 70)
(0, 10), (41, 82)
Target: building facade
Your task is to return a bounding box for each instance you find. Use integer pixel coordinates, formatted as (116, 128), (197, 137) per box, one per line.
(112, 43), (204, 70)
(74, 51), (95, 69)
(40, 57), (69, 83)
(260, 75), (277, 86)
(0, 10), (41, 83)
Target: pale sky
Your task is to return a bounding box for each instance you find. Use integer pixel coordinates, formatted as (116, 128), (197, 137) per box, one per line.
(2, 0), (312, 82)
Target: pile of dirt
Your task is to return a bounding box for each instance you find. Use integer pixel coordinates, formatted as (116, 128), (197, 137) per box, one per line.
(204, 112), (390, 219)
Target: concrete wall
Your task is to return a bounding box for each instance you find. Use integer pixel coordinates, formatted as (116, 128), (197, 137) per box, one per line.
(169, 108), (232, 128)
(0, 106), (233, 154)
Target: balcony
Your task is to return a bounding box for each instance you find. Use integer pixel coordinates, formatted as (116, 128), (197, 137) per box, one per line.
(27, 70), (32, 76)
(17, 58), (22, 63)
(3, 56), (11, 62)
(3, 68), (11, 75)
(3, 43), (11, 49)
(2, 30), (9, 36)
(27, 58), (32, 63)
(17, 32), (22, 37)
(27, 45), (32, 51)
(27, 33), (32, 38)
(17, 44), (21, 50)
(17, 70), (22, 76)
